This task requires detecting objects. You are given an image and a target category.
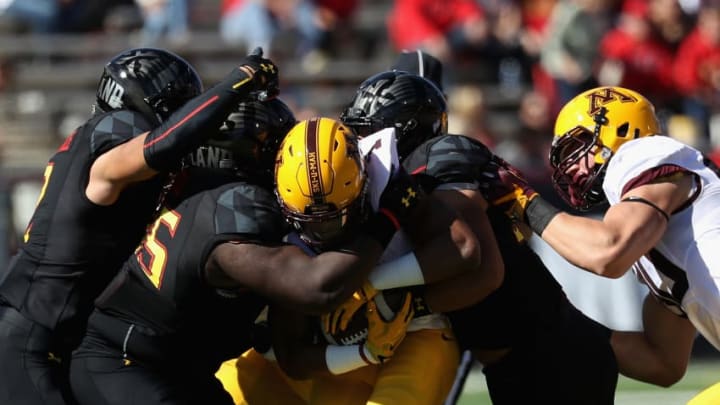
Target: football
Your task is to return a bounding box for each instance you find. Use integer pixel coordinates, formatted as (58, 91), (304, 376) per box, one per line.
(320, 288), (408, 346)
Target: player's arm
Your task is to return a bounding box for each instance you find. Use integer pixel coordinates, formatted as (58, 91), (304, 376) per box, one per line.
(610, 294), (696, 387)
(208, 236), (384, 315)
(86, 55), (277, 205)
(269, 305), (334, 379)
(541, 172), (694, 278)
(416, 188), (503, 312)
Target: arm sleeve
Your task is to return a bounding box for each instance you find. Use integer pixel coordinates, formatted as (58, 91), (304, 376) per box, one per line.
(143, 68), (257, 171)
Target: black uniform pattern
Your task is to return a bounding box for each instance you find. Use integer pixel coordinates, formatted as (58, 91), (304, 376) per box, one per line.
(403, 134), (618, 405)
(0, 109), (160, 342)
(70, 178), (288, 405)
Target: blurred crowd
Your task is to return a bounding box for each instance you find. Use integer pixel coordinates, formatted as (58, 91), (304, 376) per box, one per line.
(3, 0), (720, 206)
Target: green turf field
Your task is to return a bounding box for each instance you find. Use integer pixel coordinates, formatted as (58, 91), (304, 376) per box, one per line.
(456, 359), (720, 405)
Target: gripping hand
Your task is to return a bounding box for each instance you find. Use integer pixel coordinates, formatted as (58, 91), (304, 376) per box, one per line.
(484, 156), (538, 222)
(363, 291), (414, 364)
(322, 282), (378, 335)
(238, 47), (279, 100)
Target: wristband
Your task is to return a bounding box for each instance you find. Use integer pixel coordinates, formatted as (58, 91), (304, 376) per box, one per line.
(325, 345), (376, 375)
(369, 252), (425, 290)
(525, 196), (560, 235)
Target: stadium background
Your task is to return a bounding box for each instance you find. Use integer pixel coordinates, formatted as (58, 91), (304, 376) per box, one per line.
(0, 0), (718, 403)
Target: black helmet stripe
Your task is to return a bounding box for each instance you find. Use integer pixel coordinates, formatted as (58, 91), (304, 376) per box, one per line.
(304, 118), (325, 205)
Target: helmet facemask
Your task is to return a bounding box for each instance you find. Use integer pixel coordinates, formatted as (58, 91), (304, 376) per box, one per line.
(280, 180), (369, 249)
(550, 108), (612, 211)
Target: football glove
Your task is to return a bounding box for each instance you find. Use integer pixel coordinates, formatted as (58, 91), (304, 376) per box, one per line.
(363, 291), (414, 364)
(322, 281), (378, 335)
(484, 156), (538, 223)
(238, 47), (279, 100)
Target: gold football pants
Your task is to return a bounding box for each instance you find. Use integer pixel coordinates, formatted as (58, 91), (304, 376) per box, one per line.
(216, 327), (460, 405)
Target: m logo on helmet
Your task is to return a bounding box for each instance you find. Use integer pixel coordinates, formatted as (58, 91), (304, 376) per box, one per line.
(586, 88), (637, 116)
(98, 76), (125, 109)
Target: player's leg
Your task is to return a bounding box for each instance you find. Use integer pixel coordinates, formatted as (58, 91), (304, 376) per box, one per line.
(0, 304), (67, 405)
(307, 363), (378, 405)
(688, 382), (720, 405)
(368, 327), (461, 405)
(216, 349), (307, 405)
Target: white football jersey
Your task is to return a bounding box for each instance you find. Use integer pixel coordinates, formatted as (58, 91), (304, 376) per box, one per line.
(604, 135), (720, 350)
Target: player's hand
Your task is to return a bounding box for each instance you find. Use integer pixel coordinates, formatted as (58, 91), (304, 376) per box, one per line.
(322, 282), (378, 335)
(238, 47), (279, 100)
(377, 166), (425, 225)
(484, 156), (538, 222)
(363, 291), (413, 364)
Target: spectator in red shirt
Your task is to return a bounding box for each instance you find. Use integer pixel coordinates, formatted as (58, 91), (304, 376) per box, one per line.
(673, 1), (720, 140)
(386, 0), (489, 63)
(596, 0), (676, 106)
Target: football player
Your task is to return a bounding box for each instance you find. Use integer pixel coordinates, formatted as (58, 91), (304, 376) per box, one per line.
(0, 47), (278, 405)
(68, 108), (438, 405)
(222, 115), (497, 405)
(341, 70), (619, 404)
(494, 86), (720, 395)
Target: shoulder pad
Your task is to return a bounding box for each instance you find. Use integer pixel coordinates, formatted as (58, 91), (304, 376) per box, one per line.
(215, 183), (288, 240)
(89, 110), (154, 156)
(404, 135), (493, 185)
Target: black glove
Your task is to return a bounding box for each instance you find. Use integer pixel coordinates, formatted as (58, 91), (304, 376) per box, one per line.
(238, 47), (279, 101)
(481, 156), (538, 222)
(482, 156), (560, 235)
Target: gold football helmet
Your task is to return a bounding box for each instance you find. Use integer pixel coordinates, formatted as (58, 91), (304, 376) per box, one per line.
(275, 117), (367, 246)
(550, 86), (661, 210)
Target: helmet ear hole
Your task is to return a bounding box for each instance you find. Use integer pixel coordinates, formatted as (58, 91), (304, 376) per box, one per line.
(617, 123), (629, 138)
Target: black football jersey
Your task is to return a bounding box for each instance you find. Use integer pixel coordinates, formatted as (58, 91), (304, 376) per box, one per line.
(403, 134), (568, 349)
(96, 178), (289, 367)
(0, 110), (165, 339)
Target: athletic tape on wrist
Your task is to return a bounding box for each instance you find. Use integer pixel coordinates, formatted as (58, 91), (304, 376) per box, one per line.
(369, 252), (424, 290)
(525, 196), (561, 235)
(325, 345), (375, 375)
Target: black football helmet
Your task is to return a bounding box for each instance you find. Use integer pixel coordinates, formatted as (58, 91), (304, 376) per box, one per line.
(95, 48), (203, 125)
(188, 98), (297, 179)
(340, 70), (448, 159)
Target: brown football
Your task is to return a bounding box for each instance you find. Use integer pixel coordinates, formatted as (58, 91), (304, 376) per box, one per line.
(320, 288), (407, 346)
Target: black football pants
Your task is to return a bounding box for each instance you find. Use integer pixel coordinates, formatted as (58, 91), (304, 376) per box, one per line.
(0, 304), (75, 405)
(482, 303), (618, 405)
(70, 312), (234, 405)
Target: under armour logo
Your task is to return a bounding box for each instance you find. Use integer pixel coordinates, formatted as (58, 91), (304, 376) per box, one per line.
(260, 63), (276, 73)
(401, 187), (417, 208)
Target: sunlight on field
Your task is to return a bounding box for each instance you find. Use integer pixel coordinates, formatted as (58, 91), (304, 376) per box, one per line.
(456, 360), (720, 405)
